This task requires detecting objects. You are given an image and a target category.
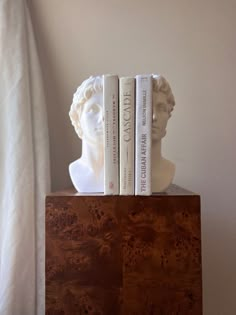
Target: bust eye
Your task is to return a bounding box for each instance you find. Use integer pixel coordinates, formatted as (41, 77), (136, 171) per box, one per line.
(87, 104), (100, 113)
(157, 103), (168, 112)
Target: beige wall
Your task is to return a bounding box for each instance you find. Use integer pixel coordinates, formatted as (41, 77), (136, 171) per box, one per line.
(30, 0), (236, 314)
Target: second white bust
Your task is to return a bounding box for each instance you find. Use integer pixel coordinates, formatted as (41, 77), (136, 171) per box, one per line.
(151, 74), (176, 192)
(69, 74), (176, 193)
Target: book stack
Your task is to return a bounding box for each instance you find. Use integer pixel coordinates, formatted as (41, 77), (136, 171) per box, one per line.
(103, 74), (153, 196)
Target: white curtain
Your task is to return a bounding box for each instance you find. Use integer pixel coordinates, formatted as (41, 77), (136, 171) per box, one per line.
(0, 0), (50, 314)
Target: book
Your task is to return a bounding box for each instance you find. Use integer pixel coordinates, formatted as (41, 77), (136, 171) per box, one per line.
(119, 77), (135, 195)
(103, 74), (119, 195)
(135, 74), (152, 195)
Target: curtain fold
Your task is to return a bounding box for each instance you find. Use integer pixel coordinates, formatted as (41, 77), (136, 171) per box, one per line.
(0, 0), (50, 314)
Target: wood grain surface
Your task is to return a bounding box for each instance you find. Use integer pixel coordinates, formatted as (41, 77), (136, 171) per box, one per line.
(46, 185), (202, 315)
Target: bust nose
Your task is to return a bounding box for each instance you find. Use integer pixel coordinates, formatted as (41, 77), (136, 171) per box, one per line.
(99, 112), (104, 124)
(153, 109), (157, 121)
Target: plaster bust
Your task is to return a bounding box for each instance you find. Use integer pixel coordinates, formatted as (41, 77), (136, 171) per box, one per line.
(152, 74), (176, 192)
(69, 76), (104, 193)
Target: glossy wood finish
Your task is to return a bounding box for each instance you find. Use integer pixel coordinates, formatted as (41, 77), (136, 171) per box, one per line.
(46, 185), (202, 315)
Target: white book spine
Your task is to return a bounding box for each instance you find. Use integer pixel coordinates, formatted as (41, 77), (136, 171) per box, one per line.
(135, 74), (152, 195)
(103, 74), (119, 195)
(119, 77), (135, 195)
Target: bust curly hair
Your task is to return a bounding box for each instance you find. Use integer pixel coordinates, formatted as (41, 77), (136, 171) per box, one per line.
(69, 76), (103, 138)
(152, 74), (175, 118)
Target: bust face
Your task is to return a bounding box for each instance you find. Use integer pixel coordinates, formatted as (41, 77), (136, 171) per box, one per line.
(152, 91), (170, 142)
(79, 91), (104, 145)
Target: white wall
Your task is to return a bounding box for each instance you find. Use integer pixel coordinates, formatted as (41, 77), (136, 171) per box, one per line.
(30, 0), (236, 314)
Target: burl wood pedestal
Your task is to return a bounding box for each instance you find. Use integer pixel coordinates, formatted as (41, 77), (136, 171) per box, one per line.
(46, 185), (202, 315)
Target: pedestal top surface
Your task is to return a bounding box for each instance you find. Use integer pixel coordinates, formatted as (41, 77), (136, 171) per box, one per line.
(48, 184), (198, 197)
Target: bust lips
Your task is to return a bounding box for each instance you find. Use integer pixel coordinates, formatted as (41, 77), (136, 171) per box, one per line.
(152, 126), (161, 133)
(94, 127), (103, 135)
(152, 126), (166, 141)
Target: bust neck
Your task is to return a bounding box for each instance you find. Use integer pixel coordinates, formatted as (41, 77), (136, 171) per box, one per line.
(151, 140), (175, 192)
(152, 140), (162, 164)
(80, 140), (104, 177)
